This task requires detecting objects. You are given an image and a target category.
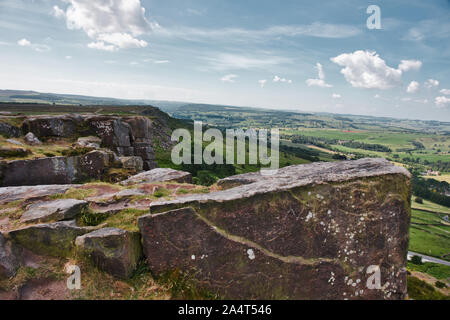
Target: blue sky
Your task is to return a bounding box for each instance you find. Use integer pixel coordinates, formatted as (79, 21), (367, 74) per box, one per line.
(0, 0), (449, 121)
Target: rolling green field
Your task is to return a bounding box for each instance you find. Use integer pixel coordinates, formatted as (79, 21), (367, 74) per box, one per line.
(410, 209), (450, 261)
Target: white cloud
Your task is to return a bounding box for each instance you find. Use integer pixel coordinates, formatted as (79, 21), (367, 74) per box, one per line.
(332, 93), (341, 99)
(154, 22), (361, 41)
(407, 81), (420, 93)
(205, 53), (292, 71)
(435, 96), (450, 108)
(258, 79), (267, 88)
(17, 38), (31, 46)
(154, 60), (169, 64)
(220, 74), (238, 83)
(57, 0), (151, 51)
(440, 89), (450, 95)
(17, 38), (50, 52)
(331, 50), (405, 90)
(273, 76), (292, 83)
(65, 56), (73, 60)
(398, 60), (422, 72)
(97, 33), (147, 49)
(87, 42), (117, 52)
(52, 5), (65, 18)
(425, 79), (439, 88)
(306, 63), (332, 88)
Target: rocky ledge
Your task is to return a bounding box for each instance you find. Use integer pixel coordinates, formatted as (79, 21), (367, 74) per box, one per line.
(141, 158), (411, 300)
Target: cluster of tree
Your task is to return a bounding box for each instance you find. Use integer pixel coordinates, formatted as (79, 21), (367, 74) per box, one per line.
(403, 157), (450, 172)
(340, 141), (392, 153)
(412, 176), (450, 207)
(280, 145), (321, 162)
(288, 135), (391, 152)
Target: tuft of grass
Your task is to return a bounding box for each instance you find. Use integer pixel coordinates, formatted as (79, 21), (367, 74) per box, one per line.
(153, 188), (171, 198)
(176, 188), (189, 195)
(156, 269), (220, 300)
(102, 208), (149, 232)
(50, 188), (97, 200)
(78, 210), (109, 227)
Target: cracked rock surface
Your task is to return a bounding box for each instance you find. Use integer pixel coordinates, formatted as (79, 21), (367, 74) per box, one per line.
(143, 159), (411, 300)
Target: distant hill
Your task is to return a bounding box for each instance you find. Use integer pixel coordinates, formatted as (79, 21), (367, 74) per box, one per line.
(1, 89), (449, 134)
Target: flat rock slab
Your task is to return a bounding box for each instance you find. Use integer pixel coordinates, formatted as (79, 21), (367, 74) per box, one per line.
(121, 168), (192, 186)
(20, 199), (88, 224)
(144, 159), (411, 300)
(0, 185), (76, 204)
(7, 220), (92, 257)
(75, 228), (142, 279)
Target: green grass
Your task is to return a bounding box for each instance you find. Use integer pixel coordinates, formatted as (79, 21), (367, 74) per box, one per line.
(407, 261), (450, 280)
(102, 208), (149, 232)
(412, 199), (450, 214)
(407, 276), (449, 300)
(409, 228), (450, 261)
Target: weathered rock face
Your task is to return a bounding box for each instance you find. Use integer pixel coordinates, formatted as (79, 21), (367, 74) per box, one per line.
(0, 150), (109, 187)
(20, 199), (88, 224)
(141, 159), (411, 300)
(75, 228), (142, 279)
(24, 132), (42, 146)
(76, 136), (101, 149)
(0, 232), (21, 279)
(119, 156), (144, 172)
(22, 115), (158, 170)
(7, 220), (92, 257)
(0, 121), (21, 138)
(121, 168), (192, 186)
(23, 117), (78, 138)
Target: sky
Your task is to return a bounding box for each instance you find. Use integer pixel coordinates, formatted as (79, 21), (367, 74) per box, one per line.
(0, 0), (449, 121)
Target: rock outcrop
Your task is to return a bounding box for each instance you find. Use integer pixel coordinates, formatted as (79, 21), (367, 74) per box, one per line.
(121, 168), (192, 186)
(7, 220), (92, 257)
(22, 115), (158, 170)
(0, 150), (110, 187)
(0, 185), (74, 204)
(140, 158), (411, 300)
(0, 232), (21, 279)
(24, 132), (42, 146)
(76, 136), (101, 149)
(20, 199), (88, 224)
(0, 121), (20, 138)
(119, 157), (144, 172)
(75, 228), (142, 279)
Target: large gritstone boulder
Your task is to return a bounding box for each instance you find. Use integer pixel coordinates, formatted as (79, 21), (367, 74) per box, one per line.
(0, 151), (109, 187)
(75, 228), (142, 279)
(121, 168), (192, 186)
(118, 157), (144, 172)
(0, 232), (21, 279)
(0, 121), (21, 138)
(20, 199), (88, 224)
(7, 220), (92, 257)
(22, 116), (78, 138)
(24, 132), (42, 146)
(140, 158), (411, 300)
